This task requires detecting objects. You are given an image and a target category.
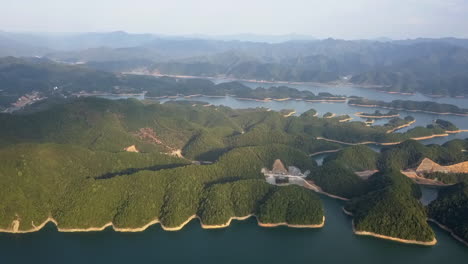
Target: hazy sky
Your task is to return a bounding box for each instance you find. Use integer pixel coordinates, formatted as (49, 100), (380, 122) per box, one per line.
(2, 0), (468, 39)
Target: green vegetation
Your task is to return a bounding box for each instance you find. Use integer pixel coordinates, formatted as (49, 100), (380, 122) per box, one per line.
(306, 145), (379, 198)
(308, 161), (369, 198)
(279, 109), (295, 116)
(324, 145), (378, 171)
(427, 182), (468, 243)
(0, 96), (467, 245)
(385, 116), (414, 128)
(320, 117), (443, 144)
(431, 119), (459, 131)
(424, 172), (468, 185)
(345, 170), (435, 242)
(257, 185), (323, 225)
(0, 141), (322, 230)
(378, 139), (468, 171)
(349, 98), (468, 115)
(357, 110), (399, 118)
(3, 97), (451, 161)
(0, 57), (346, 111)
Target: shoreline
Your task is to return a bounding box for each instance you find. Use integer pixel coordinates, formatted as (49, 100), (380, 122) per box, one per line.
(338, 117), (353, 122)
(428, 219), (468, 247)
(401, 170), (453, 186)
(349, 104), (468, 117)
(354, 112), (400, 119)
(133, 72), (356, 88)
(282, 110), (296, 117)
(385, 120), (416, 133)
(446, 129), (468, 134)
(0, 213), (325, 234)
(148, 93), (347, 103)
(352, 223), (437, 246)
(342, 208), (437, 246)
(257, 216), (325, 228)
(316, 132), (456, 146)
(302, 180), (349, 201)
(126, 71), (468, 99)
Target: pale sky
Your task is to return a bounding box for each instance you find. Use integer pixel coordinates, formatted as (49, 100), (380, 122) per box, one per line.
(1, 0), (468, 39)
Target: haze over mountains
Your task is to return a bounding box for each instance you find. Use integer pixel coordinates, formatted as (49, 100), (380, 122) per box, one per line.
(1, 31), (468, 96)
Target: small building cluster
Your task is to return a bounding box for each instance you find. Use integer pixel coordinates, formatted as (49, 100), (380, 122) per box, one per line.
(262, 159), (310, 185)
(12, 91), (45, 108)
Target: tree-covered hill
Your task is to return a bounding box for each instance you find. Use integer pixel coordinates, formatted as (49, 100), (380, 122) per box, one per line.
(0, 96), (467, 245)
(308, 161), (369, 199)
(378, 139), (468, 171)
(323, 145), (378, 171)
(348, 98), (468, 115)
(1, 97), (462, 162)
(427, 182), (468, 244)
(344, 170), (435, 243)
(0, 142), (323, 231)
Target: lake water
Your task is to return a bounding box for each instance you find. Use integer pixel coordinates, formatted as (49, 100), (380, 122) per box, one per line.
(8, 82), (463, 263)
(99, 80), (468, 145)
(1, 194), (466, 264)
(211, 78), (468, 108)
(157, 95), (468, 145)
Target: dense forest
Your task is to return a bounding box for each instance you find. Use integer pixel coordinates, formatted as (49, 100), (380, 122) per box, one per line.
(348, 98), (468, 115)
(344, 170), (435, 242)
(0, 142), (323, 230)
(377, 139), (468, 171)
(0, 97), (458, 159)
(356, 110), (399, 118)
(307, 160), (369, 199)
(314, 141), (468, 243)
(0, 96), (467, 246)
(424, 172), (468, 184)
(427, 182), (468, 243)
(324, 145), (378, 171)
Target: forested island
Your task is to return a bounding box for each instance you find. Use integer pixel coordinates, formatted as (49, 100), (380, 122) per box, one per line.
(0, 96), (466, 247)
(348, 98), (468, 116)
(355, 110), (399, 118)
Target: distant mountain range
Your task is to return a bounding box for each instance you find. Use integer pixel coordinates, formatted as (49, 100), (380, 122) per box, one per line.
(1, 31), (468, 96)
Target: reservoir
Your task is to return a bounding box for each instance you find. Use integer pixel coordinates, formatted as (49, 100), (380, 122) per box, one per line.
(98, 78), (468, 144)
(155, 79), (468, 145)
(5, 81), (464, 263)
(1, 194), (467, 264)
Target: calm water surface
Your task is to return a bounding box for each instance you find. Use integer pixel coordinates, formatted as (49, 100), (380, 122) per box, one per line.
(20, 83), (463, 264)
(212, 79), (468, 108)
(157, 95), (468, 145)
(1, 195), (466, 264)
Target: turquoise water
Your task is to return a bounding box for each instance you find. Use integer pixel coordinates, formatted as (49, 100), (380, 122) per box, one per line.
(1, 195), (466, 264)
